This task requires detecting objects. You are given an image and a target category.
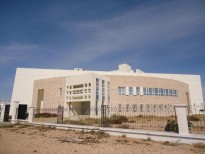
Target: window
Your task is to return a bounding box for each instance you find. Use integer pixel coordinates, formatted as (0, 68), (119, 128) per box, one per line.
(59, 88), (62, 96)
(96, 78), (99, 100)
(143, 87), (147, 95)
(154, 88), (158, 96)
(118, 87), (125, 95)
(165, 89), (169, 96)
(129, 87), (133, 95)
(102, 80), (105, 101)
(136, 87), (140, 95)
(73, 84), (83, 89)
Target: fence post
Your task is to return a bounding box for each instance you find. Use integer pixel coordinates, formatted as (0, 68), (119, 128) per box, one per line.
(174, 104), (189, 135)
(11, 101), (19, 124)
(28, 107), (35, 123)
(0, 104), (5, 122)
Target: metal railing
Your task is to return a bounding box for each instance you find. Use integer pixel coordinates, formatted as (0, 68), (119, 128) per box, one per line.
(33, 104), (178, 133)
(188, 103), (205, 134)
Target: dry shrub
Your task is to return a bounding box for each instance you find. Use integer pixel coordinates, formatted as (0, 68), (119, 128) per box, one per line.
(35, 113), (57, 118)
(108, 115), (128, 124)
(193, 143), (205, 149)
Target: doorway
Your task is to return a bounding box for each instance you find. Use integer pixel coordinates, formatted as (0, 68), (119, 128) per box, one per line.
(17, 104), (27, 119)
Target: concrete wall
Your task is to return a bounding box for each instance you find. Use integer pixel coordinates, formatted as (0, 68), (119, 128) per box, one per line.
(32, 77), (66, 108)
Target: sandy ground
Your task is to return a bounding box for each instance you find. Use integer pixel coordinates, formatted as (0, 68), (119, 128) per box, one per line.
(0, 124), (204, 154)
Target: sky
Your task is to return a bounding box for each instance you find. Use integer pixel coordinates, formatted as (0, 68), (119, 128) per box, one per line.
(0, 0), (205, 102)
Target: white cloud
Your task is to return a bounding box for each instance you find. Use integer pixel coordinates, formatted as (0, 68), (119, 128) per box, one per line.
(56, 1), (205, 66)
(0, 43), (49, 65)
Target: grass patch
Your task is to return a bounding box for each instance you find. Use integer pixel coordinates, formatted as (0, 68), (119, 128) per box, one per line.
(117, 139), (129, 144)
(119, 124), (130, 129)
(18, 124), (32, 128)
(35, 113), (57, 118)
(163, 141), (179, 146)
(64, 118), (101, 126)
(193, 143), (205, 149)
(144, 137), (152, 141)
(36, 125), (56, 132)
(0, 124), (15, 128)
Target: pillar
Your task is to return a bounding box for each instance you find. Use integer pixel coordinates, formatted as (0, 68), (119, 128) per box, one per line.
(11, 101), (19, 124)
(0, 104), (5, 122)
(175, 104), (189, 135)
(28, 107), (35, 123)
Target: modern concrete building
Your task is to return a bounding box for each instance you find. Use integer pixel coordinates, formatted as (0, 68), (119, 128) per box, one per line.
(10, 64), (204, 118)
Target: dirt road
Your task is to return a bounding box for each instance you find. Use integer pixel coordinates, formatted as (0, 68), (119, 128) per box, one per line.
(0, 124), (204, 154)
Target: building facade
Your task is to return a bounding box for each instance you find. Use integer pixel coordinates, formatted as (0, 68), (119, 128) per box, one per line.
(10, 64), (204, 118)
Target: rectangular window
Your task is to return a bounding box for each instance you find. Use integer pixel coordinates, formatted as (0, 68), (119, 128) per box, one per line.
(96, 78), (99, 100)
(108, 82), (110, 104)
(73, 84), (83, 89)
(118, 87), (125, 95)
(155, 88), (158, 96)
(143, 87), (146, 95)
(102, 80), (105, 101)
(136, 87), (140, 95)
(165, 89), (169, 96)
(129, 87), (133, 95)
(160, 89), (164, 96)
(149, 88), (152, 96)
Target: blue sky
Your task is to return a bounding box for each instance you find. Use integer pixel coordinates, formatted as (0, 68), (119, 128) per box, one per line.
(0, 0), (205, 101)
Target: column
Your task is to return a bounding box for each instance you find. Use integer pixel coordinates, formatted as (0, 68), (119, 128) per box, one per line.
(11, 101), (19, 124)
(175, 104), (189, 135)
(0, 104), (5, 122)
(28, 107), (35, 123)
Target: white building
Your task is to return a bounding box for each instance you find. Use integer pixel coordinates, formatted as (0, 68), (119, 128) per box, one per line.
(10, 64), (203, 118)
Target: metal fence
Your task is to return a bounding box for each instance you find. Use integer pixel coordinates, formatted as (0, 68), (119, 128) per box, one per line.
(188, 103), (205, 134)
(33, 104), (179, 133)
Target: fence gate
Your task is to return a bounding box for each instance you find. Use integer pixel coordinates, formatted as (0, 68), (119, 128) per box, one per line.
(101, 105), (109, 127)
(57, 105), (64, 124)
(3, 105), (10, 122)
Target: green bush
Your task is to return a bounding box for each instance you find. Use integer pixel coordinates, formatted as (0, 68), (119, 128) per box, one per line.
(165, 120), (193, 133)
(108, 115), (128, 124)
(164, 120), (179, 133)
(35, 113), (57, 118)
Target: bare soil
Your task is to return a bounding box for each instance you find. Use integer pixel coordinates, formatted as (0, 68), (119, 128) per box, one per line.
(0, 124), (204, 154)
